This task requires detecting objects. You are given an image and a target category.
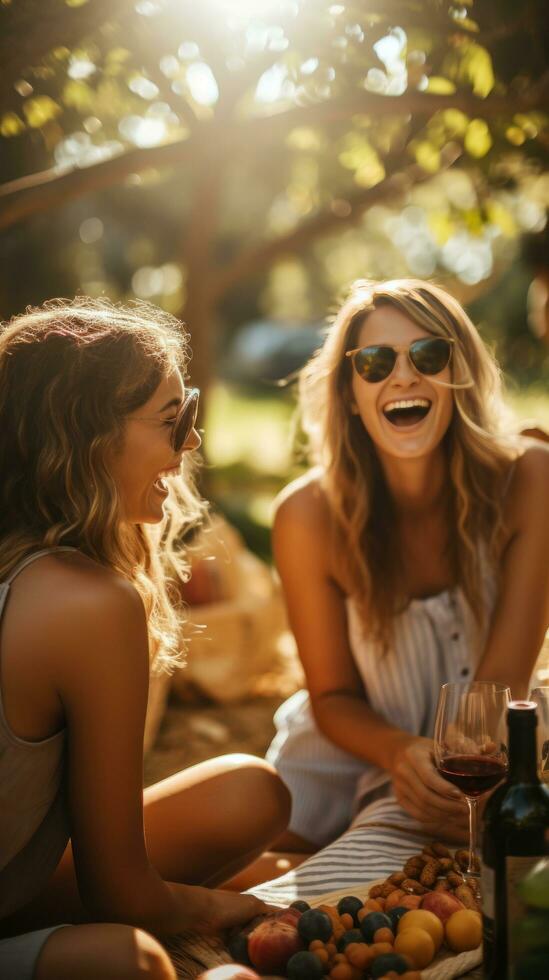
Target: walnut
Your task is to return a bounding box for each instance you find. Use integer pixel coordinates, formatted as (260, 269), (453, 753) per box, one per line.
(439, 858), (453, 873)
(421, 844), (437, 858)
(420, 859), (442, 888)
(431, 843), (452, 858)
(402, 878), (427, 895)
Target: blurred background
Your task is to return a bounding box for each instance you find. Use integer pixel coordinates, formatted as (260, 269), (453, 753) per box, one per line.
(1, 0), (548, 561)
(2, 0), (548, 774)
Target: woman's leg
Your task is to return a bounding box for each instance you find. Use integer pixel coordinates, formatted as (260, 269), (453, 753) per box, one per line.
(2, 753), (290, 933)
(35, 924), (176, 980)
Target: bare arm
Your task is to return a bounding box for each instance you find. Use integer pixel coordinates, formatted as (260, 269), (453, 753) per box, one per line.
(273, 479), (465, 833)
(475, 445), (549, 697)
(53, 574), (265, 935)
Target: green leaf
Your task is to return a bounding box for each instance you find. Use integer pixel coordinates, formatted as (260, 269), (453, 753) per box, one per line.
(0, 112), (25, 136)
(442, 108), (469, 137)
(62, 79), (95, 112)
(22, 96), (62, 128)
(413, 140), (441, 173)
(464, 118), (492, 157)
(425, 76), (456, 95)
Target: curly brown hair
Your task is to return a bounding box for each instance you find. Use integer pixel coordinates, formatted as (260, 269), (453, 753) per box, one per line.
(0, 296), (205, 672)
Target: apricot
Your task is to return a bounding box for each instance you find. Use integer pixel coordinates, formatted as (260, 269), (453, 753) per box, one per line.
(369, 941), (394, 956)
(445, 909), (482, 952)
(360, 899), (383, 916)
(399, 895), (422, 911)
(373, 927), (395, 944)
(344, 943), (373, 969)
(394, 927), (436, 968)
(398, 909), (443, 951)
(385, 889), (406, 911)
(340, 913), (354, 930)
(330, 963), (353, 980)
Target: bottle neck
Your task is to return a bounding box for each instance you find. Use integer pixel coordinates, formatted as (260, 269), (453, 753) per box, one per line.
(508, 721), (539, 783)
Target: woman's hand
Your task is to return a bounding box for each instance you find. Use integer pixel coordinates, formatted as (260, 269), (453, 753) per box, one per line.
(390, 736), (469, 835)
(177, 885), (275, 934)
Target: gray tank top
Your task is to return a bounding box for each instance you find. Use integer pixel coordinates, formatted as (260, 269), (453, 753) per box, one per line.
(0, 547), (78, 919)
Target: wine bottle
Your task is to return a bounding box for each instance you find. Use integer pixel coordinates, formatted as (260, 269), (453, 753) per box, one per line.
(481, 700), (549, 978)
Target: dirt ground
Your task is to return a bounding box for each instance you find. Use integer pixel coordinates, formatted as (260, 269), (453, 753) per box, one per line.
(144, 692), (287, 787)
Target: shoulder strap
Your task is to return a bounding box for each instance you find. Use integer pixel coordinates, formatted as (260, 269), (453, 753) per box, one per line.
(4, 547), (79, 586)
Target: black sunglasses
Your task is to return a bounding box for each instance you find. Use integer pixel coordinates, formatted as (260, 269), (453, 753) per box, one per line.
(171, 387), (200, 452)
(346, 337), (453, 383)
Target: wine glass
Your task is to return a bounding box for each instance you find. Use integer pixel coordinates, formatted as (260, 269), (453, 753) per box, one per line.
(434, 681), (510, 876)
(529, 687), (549, 783)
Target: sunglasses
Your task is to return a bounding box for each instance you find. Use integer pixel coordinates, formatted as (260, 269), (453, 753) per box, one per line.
(131, 386), (200, 453)
(346, 337), (453, 383)
(170, 387), (200, 452)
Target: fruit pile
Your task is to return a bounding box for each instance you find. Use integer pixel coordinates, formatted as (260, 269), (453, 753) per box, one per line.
(222, 844), (483, 980)
(226, 893), (481, 979)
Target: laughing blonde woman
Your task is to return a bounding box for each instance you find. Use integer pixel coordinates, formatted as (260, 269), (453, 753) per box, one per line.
(0, 299), (289, 980)
(252, 279), (549, 901)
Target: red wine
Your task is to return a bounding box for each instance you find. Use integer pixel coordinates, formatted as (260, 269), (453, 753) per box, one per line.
(439, 754), (507, 796)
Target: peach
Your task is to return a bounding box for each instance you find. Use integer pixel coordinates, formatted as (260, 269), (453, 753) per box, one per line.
(198, 967), (259, 980)
(421, 890), (464, 925)
(248, 919), (304, 973)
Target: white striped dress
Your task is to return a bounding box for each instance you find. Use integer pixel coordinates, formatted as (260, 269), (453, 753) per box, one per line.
(253, 579), (497, 904)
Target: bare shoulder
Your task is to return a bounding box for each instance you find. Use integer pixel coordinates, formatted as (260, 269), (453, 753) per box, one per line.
(274, 468), (332, 530)
(10, 550), (146, 658)
(505, 439), (549, 532)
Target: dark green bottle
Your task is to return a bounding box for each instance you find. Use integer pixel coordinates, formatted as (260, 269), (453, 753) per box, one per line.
(481, 701), (549, 979)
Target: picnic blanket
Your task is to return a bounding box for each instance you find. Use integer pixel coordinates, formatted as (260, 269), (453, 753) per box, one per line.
(164, 797), (483, 978)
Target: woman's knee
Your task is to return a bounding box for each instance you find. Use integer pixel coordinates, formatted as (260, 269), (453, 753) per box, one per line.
(220, 754), (292, 834)
(35, 923), (176, 980)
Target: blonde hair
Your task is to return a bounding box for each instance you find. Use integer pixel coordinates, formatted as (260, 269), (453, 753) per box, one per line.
(299, 278), (518, 646)
(0, 297), (206, 672)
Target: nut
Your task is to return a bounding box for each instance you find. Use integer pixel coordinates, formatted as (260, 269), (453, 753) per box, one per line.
(455, 849), (479, 872)
(420, 859), (442, 888)
(388, 872), (407, 886)
(368, 884), (384, 898)
(421, 844), (437, 858)
(455, 884), (480, 911)
(447, 872), (464, 889)
(380, 882), (397, 897)
(401, 878), (427, 895)
(439, 858), (453, 873)
(431, 843), (452, 858)
(434, 879), (450, 892)
(403, 857), (425, 879)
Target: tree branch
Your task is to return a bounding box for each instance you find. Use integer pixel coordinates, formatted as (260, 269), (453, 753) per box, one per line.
(0, 0), (136, 95)
(212, 145), (463, 298)
(1, 84), (546, 232)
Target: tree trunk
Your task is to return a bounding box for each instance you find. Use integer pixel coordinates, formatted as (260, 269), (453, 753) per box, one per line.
(178, 147), (224, 400)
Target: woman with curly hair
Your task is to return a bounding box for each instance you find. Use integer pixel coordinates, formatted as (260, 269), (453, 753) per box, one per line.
(252, 279), (549, 901)
(0, 299), (290, 979)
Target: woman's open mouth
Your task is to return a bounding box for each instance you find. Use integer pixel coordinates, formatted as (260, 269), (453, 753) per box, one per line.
(152, 465), (180, 496)
(382, 397), (432, 428)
